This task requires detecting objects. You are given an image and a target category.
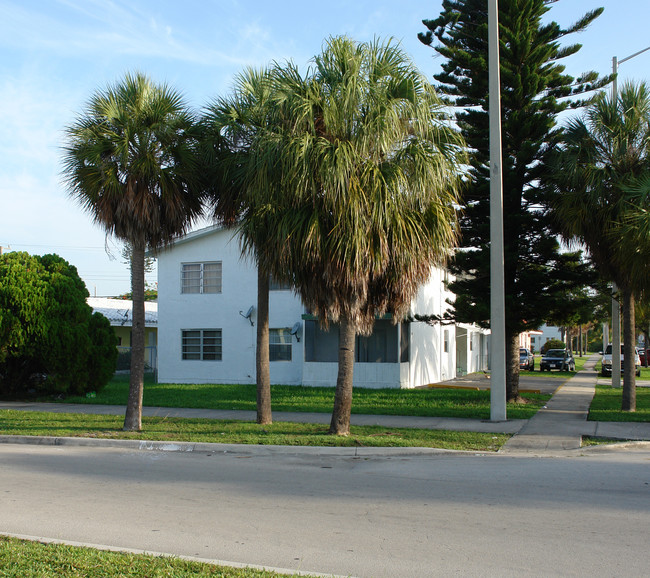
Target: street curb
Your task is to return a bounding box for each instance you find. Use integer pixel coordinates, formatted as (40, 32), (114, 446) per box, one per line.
(0, 434), (484, 457)
(0, 532), (347, 578)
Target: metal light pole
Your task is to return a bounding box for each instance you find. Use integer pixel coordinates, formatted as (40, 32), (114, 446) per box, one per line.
(610, 45), (650, 387)
(612, 46), (650, 99)
(489, 0), (506, 421)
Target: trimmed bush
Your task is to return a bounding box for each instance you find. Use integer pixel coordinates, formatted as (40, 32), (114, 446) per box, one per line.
(541, 338), (566, 354)
(0, 252), (117, 397)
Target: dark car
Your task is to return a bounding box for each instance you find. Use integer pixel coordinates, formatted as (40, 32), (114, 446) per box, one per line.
(540, 348), (575, 372)
(639, 349), (648, 367)
(519, 348), (534, 371)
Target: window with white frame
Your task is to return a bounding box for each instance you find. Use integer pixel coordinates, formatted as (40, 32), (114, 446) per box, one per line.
(181, 262), (222, 294)
(182, 329), (222, 360)
(269, 328), (292, 361)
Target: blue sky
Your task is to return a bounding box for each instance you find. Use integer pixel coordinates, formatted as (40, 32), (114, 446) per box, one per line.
(1, 0), (648, 296)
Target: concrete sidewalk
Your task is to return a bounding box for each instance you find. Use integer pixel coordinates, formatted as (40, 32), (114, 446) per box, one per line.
(501, 354), (650, 454)
(1, 356), (649, 455)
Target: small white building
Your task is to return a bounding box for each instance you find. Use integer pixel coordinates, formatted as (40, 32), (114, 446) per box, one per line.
(156, 225), (489, 388)
(529, 324), (563, 353)
(87, 297), (158, 370)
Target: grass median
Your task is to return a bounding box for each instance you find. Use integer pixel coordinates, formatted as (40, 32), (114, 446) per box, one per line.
(0, 410), (509, 451)
(60, 374), (549, 420)
(0, 535), (289, 577)
(588, 384), (650, 422)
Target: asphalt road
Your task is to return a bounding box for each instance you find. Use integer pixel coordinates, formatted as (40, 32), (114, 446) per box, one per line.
(1, 443), (649, 577)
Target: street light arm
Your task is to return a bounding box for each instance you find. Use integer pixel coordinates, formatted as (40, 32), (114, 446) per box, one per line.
(619, 45), (650, 66)
(612, 44), (650, 102)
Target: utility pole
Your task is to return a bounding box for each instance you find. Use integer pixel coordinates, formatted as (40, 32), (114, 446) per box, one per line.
(610, 45), (650, 387)
(488, 0), (506, 421)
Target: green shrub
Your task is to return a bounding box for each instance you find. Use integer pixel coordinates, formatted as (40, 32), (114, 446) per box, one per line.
(541, 338), (566, 354)
(0, 252), (117, 398)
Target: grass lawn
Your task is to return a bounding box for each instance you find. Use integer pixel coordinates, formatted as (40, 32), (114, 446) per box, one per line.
(0, 409), (509, 451)
(588, 384), (650, 422)
(0, 535), (289, 577)
(58, 374), (549, 420)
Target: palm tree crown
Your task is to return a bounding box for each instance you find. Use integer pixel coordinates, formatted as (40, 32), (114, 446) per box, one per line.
(261, 36), (466, 334)
(63, 72), (204, 249)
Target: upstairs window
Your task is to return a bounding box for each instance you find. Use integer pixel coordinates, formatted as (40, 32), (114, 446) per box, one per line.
(181, 262), (222, 294)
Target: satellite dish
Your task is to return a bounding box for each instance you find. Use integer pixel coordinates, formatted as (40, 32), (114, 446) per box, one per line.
(290, 321), (302, 342)
(239, 306), (255, 326)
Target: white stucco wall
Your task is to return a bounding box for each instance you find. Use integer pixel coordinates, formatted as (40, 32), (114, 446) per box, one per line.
(157, 225), (489, 388)
(302, 361), (406, 389)
(530, 324), (563, 353)
(157, 227), (304, 384)
(406, 268), (455, 386)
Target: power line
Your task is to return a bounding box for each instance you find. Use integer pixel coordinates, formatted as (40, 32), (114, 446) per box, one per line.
(2, 243), (111, 252)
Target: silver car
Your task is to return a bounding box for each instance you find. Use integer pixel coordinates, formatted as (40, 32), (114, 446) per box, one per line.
(601, 344), (641, 377)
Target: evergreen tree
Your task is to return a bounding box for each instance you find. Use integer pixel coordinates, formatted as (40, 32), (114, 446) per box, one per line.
(419, 0), (607, 400)
(0, 252), (117, 397)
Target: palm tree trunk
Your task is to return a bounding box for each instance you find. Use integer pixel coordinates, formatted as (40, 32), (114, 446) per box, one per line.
(124, 242), (146, 431)
(256, 267), (272, 424)
(622, 287), (636, 412)
(329, 315), (356, 435)
(505, 329), (520, 402)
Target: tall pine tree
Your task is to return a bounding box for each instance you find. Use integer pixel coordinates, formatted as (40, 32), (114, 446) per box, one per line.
(419, 0), (606, 400)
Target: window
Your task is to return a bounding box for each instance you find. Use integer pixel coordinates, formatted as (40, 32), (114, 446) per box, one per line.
(181, 262), (222, 294)
(182, 329), (222, 360)
(444, 329), (449, 353)
(269, 328), (292, 361)
(400, 322), (410, 362)
(304, 319), (398, 363)
(356, 321), (398, 363)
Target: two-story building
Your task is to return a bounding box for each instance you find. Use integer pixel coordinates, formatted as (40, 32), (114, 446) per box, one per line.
(156, 225), (489, 388)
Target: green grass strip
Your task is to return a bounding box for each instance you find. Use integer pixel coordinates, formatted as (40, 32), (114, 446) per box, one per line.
(60, 375), (549, 420)
(588, 384), (650, 422)
(0, 535), (288, 577)
(0, 410), (509, 451)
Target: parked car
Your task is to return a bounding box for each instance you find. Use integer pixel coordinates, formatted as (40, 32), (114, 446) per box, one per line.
(540, 349), (575, 372)
(519, 348), (535, 371)
(600, 344), (641, 377)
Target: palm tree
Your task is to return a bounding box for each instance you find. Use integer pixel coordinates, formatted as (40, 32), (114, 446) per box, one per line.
(202, 67), (289, 425)
(63, 72), (204, 430)
(258, 37), (466, 434)
(204, 38), (465, 434)
(551, 81), (650, 411)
